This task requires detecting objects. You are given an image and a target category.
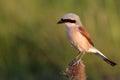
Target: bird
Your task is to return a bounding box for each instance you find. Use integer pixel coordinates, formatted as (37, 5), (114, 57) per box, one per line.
(57, 13), (117, 67)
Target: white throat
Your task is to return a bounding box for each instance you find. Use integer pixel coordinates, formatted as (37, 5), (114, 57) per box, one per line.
(65, 23), (79, 28)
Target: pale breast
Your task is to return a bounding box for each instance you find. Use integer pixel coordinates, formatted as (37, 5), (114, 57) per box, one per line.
(66, 27), (91, 52)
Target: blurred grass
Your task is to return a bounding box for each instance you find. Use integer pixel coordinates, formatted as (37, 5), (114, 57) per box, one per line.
(0, 0), (120, 80)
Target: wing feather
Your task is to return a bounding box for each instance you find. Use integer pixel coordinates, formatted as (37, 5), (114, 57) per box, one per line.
(79, 27), (94, 46)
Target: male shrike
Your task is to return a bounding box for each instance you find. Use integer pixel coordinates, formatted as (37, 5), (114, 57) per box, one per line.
(57, 13), (116, 66)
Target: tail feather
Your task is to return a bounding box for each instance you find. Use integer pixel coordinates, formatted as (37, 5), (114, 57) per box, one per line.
(103, 58), (116, 67)
(88, 47), (117, 67)
(96, 51), (117, 67)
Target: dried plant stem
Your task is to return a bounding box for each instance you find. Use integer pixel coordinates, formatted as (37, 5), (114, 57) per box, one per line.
(66, 58), (86, 80)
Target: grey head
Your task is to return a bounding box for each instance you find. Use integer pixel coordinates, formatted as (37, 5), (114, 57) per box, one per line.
(57, 13), (83, 27)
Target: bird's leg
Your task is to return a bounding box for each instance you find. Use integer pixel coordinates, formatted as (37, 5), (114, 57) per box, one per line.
(75, 51), (82, 60)
(76, 52), (85, 60)
(71, 52), (85, 66)
(80, 52), (85, 59)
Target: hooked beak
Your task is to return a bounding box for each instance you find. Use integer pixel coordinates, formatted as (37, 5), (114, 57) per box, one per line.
(57, 19), (64, 24)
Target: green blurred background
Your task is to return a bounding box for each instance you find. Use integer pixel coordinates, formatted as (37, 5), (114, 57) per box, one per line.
(0, 0), (120, 80)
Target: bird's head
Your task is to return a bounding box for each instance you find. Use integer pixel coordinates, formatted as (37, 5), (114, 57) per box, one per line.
(57, 13), (83, 27)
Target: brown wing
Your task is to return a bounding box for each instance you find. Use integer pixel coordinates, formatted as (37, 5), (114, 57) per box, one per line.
(79, 27), (94, 46)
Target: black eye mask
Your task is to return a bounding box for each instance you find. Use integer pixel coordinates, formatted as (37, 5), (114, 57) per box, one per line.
(61, 19), (76, 23)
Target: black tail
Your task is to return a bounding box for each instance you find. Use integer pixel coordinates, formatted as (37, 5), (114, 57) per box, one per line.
(103, 58), (117, 67)
(89, 47), (117, 67)
(95, 51), (117, 67)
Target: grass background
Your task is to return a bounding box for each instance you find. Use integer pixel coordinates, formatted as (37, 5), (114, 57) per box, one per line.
(0, 0), (120, 80)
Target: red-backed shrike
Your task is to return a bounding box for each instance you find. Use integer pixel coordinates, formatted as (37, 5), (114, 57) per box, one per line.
(57, 13), (116, 66)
